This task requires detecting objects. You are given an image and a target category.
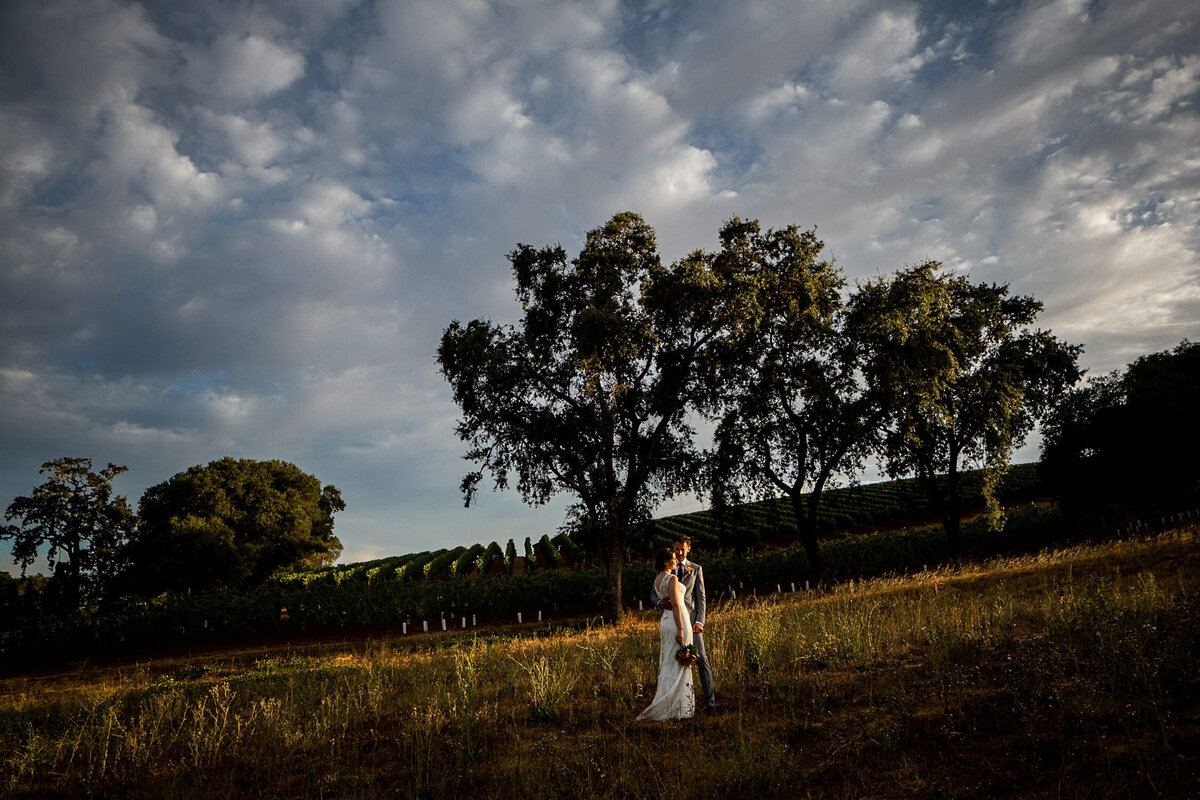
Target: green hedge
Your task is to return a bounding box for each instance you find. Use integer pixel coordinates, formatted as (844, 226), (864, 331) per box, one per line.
(0, 568), (609, 670)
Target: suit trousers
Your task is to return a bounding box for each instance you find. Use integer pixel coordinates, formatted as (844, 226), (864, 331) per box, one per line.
(692, 630), (715, 709)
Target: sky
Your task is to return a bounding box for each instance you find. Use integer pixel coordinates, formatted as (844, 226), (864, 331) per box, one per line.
(1, 0), (1198, 573)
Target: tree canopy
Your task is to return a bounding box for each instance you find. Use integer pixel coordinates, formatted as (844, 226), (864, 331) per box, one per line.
(1041, 339), (1199, 515)
(1, 457), (134, 606)
(708, 221), (878, 578)
(124, 457), (344, 594)
(439, 214), (1089, 606)
(851, 262), (1081, 552)
(438, 211), (762, 619)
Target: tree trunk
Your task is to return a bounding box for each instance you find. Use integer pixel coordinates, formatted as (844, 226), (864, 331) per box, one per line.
(67, 536), (83, 608)
(791, 490), (825, 581)
(944, 449), (962, 558)
(598, 528), (626, 622)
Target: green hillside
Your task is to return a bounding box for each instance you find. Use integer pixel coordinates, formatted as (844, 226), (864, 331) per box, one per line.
(270, 463), (1045, 589)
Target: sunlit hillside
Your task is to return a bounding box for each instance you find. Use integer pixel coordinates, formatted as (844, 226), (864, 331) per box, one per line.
(3, 527), (1196, 799)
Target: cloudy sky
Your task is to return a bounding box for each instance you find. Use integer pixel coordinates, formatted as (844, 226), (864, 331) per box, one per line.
(2, 0), (1197, 571)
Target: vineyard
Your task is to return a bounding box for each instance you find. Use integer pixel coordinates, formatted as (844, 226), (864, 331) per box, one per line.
(639, 461), (1046, 553)
(273, 462), (1046, 587)
(1, 464), (1051, 669)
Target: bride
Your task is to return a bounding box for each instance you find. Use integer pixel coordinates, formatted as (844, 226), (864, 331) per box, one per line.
(637, 547), (695, 721)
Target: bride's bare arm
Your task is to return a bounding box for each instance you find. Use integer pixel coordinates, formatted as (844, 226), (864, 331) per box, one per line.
(671, 576), (685, 643)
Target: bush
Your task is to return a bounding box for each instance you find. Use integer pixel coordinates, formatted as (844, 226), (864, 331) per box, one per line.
(538, 534), (559, 569)
(553, 533), (582, 569)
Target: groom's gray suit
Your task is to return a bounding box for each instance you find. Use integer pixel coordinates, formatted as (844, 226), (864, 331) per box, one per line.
(652, 558), (716, 710)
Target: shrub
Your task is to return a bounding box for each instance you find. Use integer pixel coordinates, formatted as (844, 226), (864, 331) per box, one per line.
(538, 534), (559, 569)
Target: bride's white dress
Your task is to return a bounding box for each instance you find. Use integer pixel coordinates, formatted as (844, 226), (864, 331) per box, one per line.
(636, 572), (695, 721)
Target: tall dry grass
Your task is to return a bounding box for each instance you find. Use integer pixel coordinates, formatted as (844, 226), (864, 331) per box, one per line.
(2, 529), (1198, 798)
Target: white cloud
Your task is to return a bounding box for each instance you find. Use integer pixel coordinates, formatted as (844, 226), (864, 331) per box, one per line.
(210, 112), (288, 167)
(1000, 0), (1091, 66)
(91, 101), (223, 210)
(2, 0), (1198, 569)
(293, 180), (372, 229)
(0, 112), (55, 209)
(827, 6), (924, 100)
(186, 33), (306, 102)
(1138, 55), (1200, 119)
(646, 146), (718, 206)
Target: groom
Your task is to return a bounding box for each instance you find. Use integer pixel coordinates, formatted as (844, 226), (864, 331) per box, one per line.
(653, 534), (716, 713)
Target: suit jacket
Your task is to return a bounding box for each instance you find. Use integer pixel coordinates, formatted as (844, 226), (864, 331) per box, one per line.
(652, 559), (706, 628)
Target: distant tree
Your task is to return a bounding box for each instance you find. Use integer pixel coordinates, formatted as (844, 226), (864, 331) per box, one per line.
(1041, 340), (1199, 515)
(538, 534), (559, 569)
(851, 262), (1081, 555)
(1, 457), (134, 606)
(124, 457), (344, 594)
(438, 212), (760, 620)
(709, 220), (879, 580)
(0, 572), (57, 624)
(0, 571), (13, 617)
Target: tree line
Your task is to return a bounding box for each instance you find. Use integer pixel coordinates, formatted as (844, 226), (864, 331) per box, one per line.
(2, 457), (344, 610)
(5, 211), (1195, 629)
(439, 210), (1190, 621)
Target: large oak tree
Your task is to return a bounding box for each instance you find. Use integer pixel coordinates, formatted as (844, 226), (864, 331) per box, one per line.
(852, 262), (1081, 554)
(125, 457), (344, 594)
(2, 457), (134, 606)
(709, 221), (879, 580)
(438, 212), (760, 619)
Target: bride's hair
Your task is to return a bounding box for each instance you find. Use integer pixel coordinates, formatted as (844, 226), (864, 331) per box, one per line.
(654, 547), (674, 572)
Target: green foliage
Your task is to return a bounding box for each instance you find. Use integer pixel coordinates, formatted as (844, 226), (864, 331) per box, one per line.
(538, 534), (559, 569)
(0, 564), (606, 669)
(850, 262), (1080, 550)
(504, 538), (517, 574)
(437, 212), (777, 618)
(475, 541), (503, 575)
(709, 220), (876, 578)
(552, 532), (581, 569)
(510, 654), (578, 722)
(0, 466), (1058, 669)
(423, 547), (467, 580)
(2, 458), (134, 606)
(126, 458), (345, 595)
(667, 463), (1043, 550)
(1042, 339), (1200, 514)
(453, 544), (485, 577)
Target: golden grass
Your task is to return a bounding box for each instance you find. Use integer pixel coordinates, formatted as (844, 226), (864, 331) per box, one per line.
(2, 528), (1199, 798)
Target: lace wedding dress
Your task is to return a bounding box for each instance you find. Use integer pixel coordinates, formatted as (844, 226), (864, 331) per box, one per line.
(636, 572), (695, 721)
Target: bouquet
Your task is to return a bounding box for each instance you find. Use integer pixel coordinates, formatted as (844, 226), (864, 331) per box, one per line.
(675, 643), (699, 667)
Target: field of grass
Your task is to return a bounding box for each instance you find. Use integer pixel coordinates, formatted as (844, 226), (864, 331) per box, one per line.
(2, 527), (1197, 799)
